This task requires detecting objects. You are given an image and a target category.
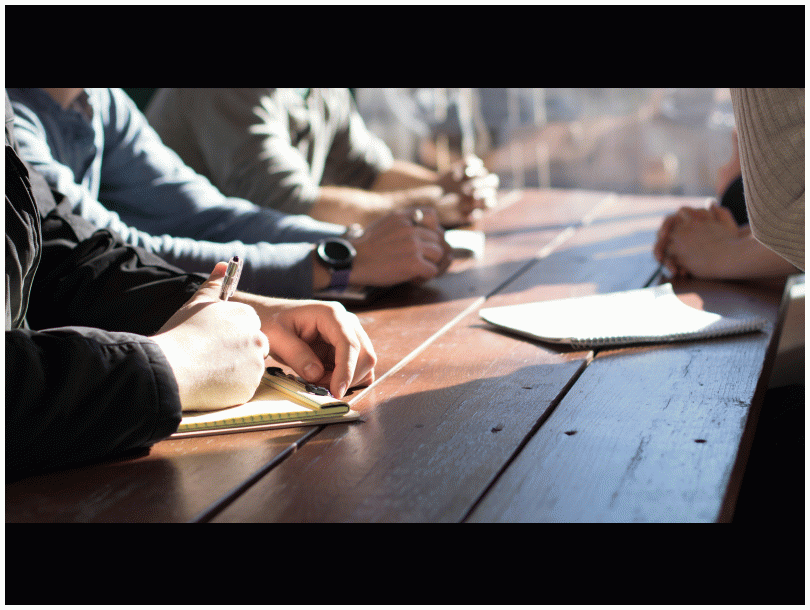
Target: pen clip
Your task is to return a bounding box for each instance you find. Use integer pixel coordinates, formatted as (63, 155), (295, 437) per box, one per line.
(219, 256), (243, 301)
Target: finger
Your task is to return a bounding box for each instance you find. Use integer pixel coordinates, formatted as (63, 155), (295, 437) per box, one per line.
(453, 155), (485, 181)
(190, 261), (230, 303)
(711, 203), (739, 228)
(313, 315), (362, 399)
(330, 341), (359, 399)
(345, 324), (377, 391)
(417, 239), (447, 265)
(415, 206), (441, 231)
(268, 332), (326, 386)
(654, 215), (677, 261)
(414, 224), (443, 245)
(462, 173), (500, 195)
(409, 185), (444, 205)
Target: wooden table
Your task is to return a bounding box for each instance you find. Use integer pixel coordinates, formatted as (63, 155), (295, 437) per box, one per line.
(5, 189), (788, 523)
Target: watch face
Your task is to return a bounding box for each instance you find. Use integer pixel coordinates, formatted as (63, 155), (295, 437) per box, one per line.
(318, 238), (355, 270)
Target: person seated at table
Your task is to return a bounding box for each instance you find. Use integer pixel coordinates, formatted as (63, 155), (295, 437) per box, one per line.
(6, 93), (376, 479)
(7, 88), (452, 300)
(145, 88), (500, 228)
(654, 117), (803, 279)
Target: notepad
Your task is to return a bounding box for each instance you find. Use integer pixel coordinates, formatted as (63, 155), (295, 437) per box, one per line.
(479, 283), (768, 349)
(171, 367), (360, 438)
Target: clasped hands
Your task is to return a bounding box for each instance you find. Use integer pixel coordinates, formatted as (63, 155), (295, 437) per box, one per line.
(435, 155), (500, 226)
(654, 201), (744, 279)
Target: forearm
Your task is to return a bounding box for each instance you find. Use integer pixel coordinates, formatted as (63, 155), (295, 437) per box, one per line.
(309, 186), (395, 226)
(370, 159), (439, 192)
(717, 232), (800, 279)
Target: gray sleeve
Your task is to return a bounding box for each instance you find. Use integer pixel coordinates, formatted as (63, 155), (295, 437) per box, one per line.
(320, 89), (395, 189)
(159, 236), (324, 299)
(166, 88), (323, 216)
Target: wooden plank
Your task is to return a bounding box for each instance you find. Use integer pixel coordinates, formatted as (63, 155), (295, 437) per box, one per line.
(4, 426), (319, 523)
(209, 311), (591, 522)
(209, 192), (687, 522)
(466, 280), (783, 522)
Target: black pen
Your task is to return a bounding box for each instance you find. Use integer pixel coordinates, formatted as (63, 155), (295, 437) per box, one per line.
(219, 256), (243, 301)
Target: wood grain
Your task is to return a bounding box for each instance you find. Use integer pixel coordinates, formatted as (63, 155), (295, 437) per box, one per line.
(208, 193), (693, 522)
(466, 280), (782, 522)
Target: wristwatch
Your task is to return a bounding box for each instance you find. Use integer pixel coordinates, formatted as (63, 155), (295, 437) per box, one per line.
(316, 237), (356, 292)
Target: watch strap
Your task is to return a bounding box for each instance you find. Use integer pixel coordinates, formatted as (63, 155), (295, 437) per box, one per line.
(328, 268), (352, 292)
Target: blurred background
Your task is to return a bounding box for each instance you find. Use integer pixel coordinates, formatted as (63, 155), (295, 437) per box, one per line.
(353, 88), (736, 198)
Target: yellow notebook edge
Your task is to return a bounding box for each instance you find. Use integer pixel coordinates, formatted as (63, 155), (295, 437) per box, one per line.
(170, 409), (361, 439)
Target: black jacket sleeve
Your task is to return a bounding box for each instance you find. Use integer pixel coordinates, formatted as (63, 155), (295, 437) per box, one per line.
(5, 92), (206, 478)
(5, 327), (183, 478)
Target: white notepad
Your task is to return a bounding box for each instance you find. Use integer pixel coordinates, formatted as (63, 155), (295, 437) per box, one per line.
(479, 283), (768, 349)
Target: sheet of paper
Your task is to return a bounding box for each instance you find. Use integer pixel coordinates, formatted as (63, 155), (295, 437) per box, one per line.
(480, 284), (767, 347)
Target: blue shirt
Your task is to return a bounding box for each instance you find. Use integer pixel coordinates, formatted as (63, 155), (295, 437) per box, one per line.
(8, 88), (346, 298)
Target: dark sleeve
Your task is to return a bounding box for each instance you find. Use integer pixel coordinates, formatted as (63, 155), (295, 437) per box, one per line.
(27, 202), (205, 335)
(5, 326), (182, 478)
(4, 157), (188, 478)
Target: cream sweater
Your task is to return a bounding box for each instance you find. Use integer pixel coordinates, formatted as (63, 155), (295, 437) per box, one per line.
(731, 88), (805, 271)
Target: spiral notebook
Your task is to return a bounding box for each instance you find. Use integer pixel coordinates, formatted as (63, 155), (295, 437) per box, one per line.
(479, 283), (768, 349)
(171, 367), (360, 438)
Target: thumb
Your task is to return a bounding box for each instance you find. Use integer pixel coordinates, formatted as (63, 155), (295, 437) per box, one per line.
(191, 261), (230, 303)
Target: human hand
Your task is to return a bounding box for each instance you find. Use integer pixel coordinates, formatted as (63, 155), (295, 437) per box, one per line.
(655, 203), (743, 279)
(435, 155), (500, 225)
(348, 208), (453, 287)
(152, 262), (270, 411)
(240, 298), (377, 399)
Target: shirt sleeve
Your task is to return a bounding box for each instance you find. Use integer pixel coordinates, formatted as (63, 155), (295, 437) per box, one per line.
(148, 88), (394, 215)
(6, 327), (183, 478)
(11, 90), (345, 298)
(731, 88), (805, 271)
(152, 88), (324, 216)
(100, 88), (345, 243)
(320, 88), (395, 189)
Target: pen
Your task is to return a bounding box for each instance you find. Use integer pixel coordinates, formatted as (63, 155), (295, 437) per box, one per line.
(219, 256), (243, 301)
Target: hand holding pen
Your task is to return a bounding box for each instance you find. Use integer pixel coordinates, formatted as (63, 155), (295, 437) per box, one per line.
(151, 258), (269, 411)
(155, 256), (376, 404)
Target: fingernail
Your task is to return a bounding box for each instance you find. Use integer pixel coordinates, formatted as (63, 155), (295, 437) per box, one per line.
(304, 363), (321, 380)
(337, 383), (348, 398)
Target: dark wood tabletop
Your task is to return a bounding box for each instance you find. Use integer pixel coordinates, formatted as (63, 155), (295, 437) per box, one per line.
(5, 189), (787, 522)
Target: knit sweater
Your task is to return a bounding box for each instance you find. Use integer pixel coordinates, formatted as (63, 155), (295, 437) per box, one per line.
(731, 88), (805, 271)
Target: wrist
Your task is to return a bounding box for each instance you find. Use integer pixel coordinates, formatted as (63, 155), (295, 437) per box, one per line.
(150, 334), (195, 408)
